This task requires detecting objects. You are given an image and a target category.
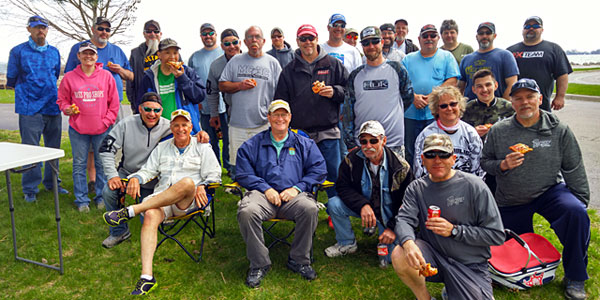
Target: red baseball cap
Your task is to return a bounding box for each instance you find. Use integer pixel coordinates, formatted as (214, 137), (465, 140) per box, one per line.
(297, 24), (318, 37)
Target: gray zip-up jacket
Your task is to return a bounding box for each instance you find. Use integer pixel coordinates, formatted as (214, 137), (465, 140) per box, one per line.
(267, 41), (295, 68)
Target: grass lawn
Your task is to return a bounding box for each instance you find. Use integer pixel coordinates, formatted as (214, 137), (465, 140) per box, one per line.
(573, 67), (600, 72)
(0, 89), (130, 104)
(0, 129), (598, 299)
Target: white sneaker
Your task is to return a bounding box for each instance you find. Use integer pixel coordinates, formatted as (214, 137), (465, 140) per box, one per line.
(324, 241), (358, 257)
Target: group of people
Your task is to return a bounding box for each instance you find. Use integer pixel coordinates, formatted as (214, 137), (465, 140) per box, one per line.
(7, 12), (590, 300)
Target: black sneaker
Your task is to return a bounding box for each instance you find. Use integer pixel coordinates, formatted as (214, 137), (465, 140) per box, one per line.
(564, 278), (587, 300)
(245, 265), (270, 288)
(103, 208), (132, 227)
(131, 277), (157, 295)
(287, 258), (317, 281)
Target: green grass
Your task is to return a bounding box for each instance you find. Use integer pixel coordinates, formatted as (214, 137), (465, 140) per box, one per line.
(573, 67), (600, 72)
(0, 89), (130, 104)
(563, 83), (600, 97)
(0, 129), (598, 299)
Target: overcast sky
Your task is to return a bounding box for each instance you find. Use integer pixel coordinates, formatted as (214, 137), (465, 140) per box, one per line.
(1, 0), (598, 63)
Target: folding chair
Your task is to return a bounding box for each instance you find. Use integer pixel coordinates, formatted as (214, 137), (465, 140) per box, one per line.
(156, 182), (221, 262)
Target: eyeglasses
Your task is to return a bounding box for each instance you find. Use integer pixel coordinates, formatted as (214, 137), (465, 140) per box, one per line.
(201, 31), (215, 37)
(246, 34), (262, 40)
(145, 30), (160, 34)
(142, 106), (162, 113)
(271, 35), (283, 39)
(223, 40), (239, 47)
(523, 24), (542, 30)
(439, 101), (459, 109)
(270, 113), (289, 119)
(477, 31), (493, 36)
(97, 26), (111, 33)
(423, 151), (453, 159)
(331, 23), (346, 28)
(345, 34), (358, 40)
(360, 38), (381, 47)
(298, 35), (316, 42)
(421, 33), (438, 39)
(359, 138), (379, 145)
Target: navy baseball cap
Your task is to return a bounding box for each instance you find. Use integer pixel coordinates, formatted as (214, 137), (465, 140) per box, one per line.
(477, 22), (495, 33)
(140, 92), (162, 106)
(510, 78), (541, 96)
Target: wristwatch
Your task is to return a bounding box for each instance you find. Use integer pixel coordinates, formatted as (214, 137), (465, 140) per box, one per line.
(450, 225), (459, 238)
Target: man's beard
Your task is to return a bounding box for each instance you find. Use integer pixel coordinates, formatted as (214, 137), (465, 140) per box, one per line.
(146, 39), (159, 56)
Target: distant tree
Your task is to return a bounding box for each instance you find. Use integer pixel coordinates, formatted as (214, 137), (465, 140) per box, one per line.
(1, 0), (140, 45)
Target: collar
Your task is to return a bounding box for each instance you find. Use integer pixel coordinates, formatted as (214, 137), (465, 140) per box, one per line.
(28, 36), (48, 52)
(357, 147), (388, 171)
(476, 97), (497, 107)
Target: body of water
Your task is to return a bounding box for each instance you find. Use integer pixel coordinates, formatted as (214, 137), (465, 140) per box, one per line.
(568, 54), (600, 65)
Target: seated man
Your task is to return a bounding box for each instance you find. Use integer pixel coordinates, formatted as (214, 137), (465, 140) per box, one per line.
(103, 109), (221, 295)
(325, 120), (412, 268)
(481, 78), (590, 300)
(392, 133), (504, 300)
(236, 100), (326, 288)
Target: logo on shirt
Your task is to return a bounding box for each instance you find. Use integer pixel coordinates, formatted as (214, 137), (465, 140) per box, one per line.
(237, 65), (272, 81)
(512, 51), (544, 59)
(327, 53), (345, 64)
(289, 147), (296, 155)
(532, 139), (551, 148)
(363, 79), (389, 91)
(446, 195), (464, 207)
(317, 69), (329, 75)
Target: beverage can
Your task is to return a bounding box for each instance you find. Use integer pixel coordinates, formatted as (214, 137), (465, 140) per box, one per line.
(363, 226), (376, 236)
(377, 243), (388, 256)
(428, 206), (441, 219)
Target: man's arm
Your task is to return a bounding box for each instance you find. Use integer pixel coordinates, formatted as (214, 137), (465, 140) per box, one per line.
(98, 123), (125, 181)
(551, 74), (569, 110)
(457, 80), (466, 94)
(330, 60), (349, 104)
(391, 61), (414, 110)
(561, 127), (590, 206)
(502, 75), (518, 99)
(235, 140), (273, 193)
(128, 143), (162, 185)
(441, 77), (458, 87)
(206, 61), (222, 118)
(342, 70), (358, 149)
(335, 153), (371, 213)
(294, 139), (327, 192)
(6, 46), (20, 88)
(176, 67), (206, 104)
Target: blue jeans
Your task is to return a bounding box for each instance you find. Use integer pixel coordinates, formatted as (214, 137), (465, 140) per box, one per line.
(326, 196), (395, 262)
(69, 126), (109, 207)
(404, 118), (434, 167)
(317, 138), (341, 198)
(200, 113), (231, 173)
(102, 175), (153, 237)
(18, 114), (63, 195)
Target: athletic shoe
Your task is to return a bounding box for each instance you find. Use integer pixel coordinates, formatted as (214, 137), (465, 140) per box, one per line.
(441, 286), (448, 300)
(78, 204), (90, 213)
(324, 241), (358, 257)
(245, 265), (270, 288)
(564, 278), (587, 300)
(102, 231), (131, 249)
(103, 208), (132, 226)
(286, 258), (317, 281)
(131, 277), (157, 295)
(47, 186), (70, 195)
(24, 193), (37, 203)
(96, 200), (105, 210)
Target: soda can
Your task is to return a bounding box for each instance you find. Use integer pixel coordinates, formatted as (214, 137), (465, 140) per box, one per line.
(377, 243), (388, 256)
(428, 206), (441, 219)
(363, 226), (376, 236)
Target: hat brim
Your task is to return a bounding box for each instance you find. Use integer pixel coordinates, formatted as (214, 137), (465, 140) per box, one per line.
(423, 146), (453, 154)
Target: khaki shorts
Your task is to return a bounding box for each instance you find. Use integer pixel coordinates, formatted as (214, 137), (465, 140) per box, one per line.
(228, 123), (269, 166)
(141, 191), (198, 220)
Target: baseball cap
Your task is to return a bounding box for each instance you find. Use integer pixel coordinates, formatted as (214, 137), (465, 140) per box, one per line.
(144, 20), (161, 31)
(380, 23), (395, 33)
(221, 28), (239, 41)
(359, 120), (385, 137)
(524, 16), (543, 26)
(78, 42), (98, 53)
(271, 27), (284, 37)
(140, 92), (162, 106)
(510, 78), (541, 96)
(477, 22), (495, 33)
(328, 13), (346, 26)
(345, 28), (359, 35)
(420, 24), (438, 35)
(394, 19), (408, 26)
(268, 100), (291, 114)
(201, 23), (215, 32)
(297, 24), (318, 37)
(170, 109), (192, 123)
(95, 16), (111, 27)
(360, 26), (381, 40)
(423, 133), (454, 154)
(28, 15), (48, 27)
(159, 38), (180, 51)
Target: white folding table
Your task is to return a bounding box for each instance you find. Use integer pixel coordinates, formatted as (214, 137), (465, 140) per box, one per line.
(0, 142), (64, 274)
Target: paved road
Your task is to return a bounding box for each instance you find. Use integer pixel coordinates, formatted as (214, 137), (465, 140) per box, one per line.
(569, 70), (600, 85)
(1, 100), (599, 209)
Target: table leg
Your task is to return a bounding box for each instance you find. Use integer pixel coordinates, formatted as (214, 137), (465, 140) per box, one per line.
(6, 170), (18, 260)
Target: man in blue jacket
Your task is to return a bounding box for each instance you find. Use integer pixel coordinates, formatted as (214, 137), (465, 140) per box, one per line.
(7, 15), (67, 202)
(236, 100), (327, 288)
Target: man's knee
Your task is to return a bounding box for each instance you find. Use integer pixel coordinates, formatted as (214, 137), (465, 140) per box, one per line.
(144, 208), (164, 226)
(391, 245), (411, 273)
(327, 196), (348, 216)
(173, 177), (196, 194)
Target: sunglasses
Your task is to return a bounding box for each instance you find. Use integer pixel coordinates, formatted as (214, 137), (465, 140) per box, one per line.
(142, 106), (162, 113)
(331, 23), (346, 28)
(145, 30), (160, 34)
(523, 24), (542, 30)
(97, 26), (111, 33)
(360, 38), (381, 47)
(298, 35), (316, 42)
(359, 138), (379, 145)
(423, 151), (453, 159)
(439, 101), (459, 109)
(477, 31), (493, 36)
(28, 16), (48, 24)
(421, 33), (438, 39)
(223, 40), (239, 46)
(272, 35), (283, 39)
(346, 34), (358, 40)
(201, 31), (215, 37)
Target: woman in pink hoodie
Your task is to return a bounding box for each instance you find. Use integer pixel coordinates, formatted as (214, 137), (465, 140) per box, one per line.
(57, 42), (120, 212)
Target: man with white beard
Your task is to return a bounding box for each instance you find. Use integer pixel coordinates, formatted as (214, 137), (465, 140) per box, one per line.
(127, 20), (162, 114)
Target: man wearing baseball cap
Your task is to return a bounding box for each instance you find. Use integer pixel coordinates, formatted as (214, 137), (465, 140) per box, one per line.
(393, 19), (419, 54)
(321, 13), (362, 73)
(274, 24), (348, 200)
(236, 100), (326, 287)
(379, 23), (405, 63)
(267, 27), (295, 67)
(482, 78), (590, 300)
(393, 133), (504, 300)
(127, 20), (162, 114)
(103, 108), (221, 295)
(507, 16), (572, 112)
(458, 22), (519, 101)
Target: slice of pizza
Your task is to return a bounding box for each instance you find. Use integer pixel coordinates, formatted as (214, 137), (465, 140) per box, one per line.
(509, 143), (533, 154)
(484, 123), (493, 129)
(248, 78), (257, 87)
(70, 103), (80, 114)
(167, 61), (183, 70)
(419, 263), (438, 277)
(312, 80), (325, 93)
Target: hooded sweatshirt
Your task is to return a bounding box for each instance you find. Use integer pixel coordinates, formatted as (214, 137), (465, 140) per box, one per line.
(481, 110), (590, 206)
(267, 41), (295, 68)
(57, 62), (120, 135)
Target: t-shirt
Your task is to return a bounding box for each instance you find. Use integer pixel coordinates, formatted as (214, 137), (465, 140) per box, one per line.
(188, 47), (225, 115)
(441, 42), (474, 64)
(459, 48), (519, 100)
(507, 40), (572, 111)
(402, 49), (460, 120)
(462, 97), (514, 139)
(157, 66), (177, 119)
(219, 53), (282, 128)
(321, 42), (363, 73)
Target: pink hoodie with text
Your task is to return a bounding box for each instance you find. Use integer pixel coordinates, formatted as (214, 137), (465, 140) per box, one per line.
(57, 62), (119, 135)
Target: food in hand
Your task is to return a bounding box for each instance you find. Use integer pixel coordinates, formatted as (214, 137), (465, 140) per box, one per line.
(70, 103), (80, 114)
(167, 61), (183, 70)
(509, 143), (533, 154)
(248, 78), (257, 87)
(312, 80), (326, 93)
(484, 123), (493, 129)
(419, 263), (438, 277)
(107, 61), (113, 66)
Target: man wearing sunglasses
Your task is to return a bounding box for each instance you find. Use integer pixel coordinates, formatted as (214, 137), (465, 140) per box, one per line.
(379, 23), (405, 63)
(267, 27), (295, 68)
(325, 121), (412, 268)
(392, 19), (419, 55)
(321, 13), (362, 73)
(392, 133), (504, 300)
(507, 16), (572, 112)
(344, 26), (414, 161)
(127, 20), (162, 115)
(458, 22), (519, 101)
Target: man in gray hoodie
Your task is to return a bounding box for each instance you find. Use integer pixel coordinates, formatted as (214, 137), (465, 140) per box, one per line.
(267, 27), (294, 68)
(481, 78), (590, 300)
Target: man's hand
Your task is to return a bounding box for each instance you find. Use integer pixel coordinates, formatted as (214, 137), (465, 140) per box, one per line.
(413, 94), (429, 109)
(196, 130), (210, 143)
(168, 63), (184, 78)
(239, 79), (256, 91)
(500, 151), (524, 171)
(209, 117), (221, 129)
(378, 228), (396, 245)
(425, 217), (454, 237)
(107, 62), (123, 74)
(194, 185), (208, 208)
(360, 204), (377, 228)
(63, 106), (76, 116)
(265, 188), (281, 207)
(318, 85), (334, 98)
(107, 176), (125, 192)
(126, 177), (141, 199)
(402, 239), (426, 270)
(474, 125), (490, 137)
(551, 95), (565, 110)
(279, 187), (299, 202)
